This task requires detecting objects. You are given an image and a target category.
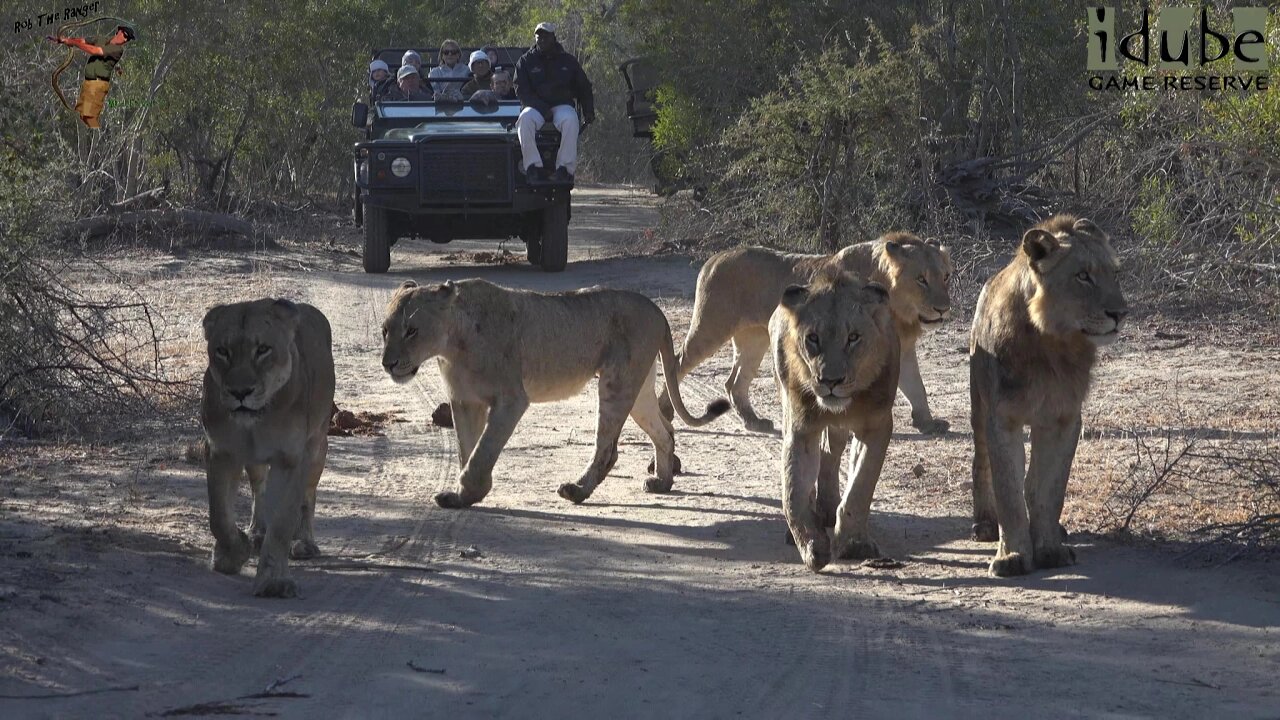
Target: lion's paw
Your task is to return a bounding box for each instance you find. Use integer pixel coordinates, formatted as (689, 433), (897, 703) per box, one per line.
(911, 415), (950, 435)
(646, 454), (683, 476)
(253, 577), (299, 599)
(989, 551), (1033, 578)
(972, 520), (999, 542)
(796, 534), (832, 572)
(557, 483), (590, 504)
(1034, 544), (1076, 570)
(211, 531), (251, 575)
(434, 491), (471, 509)
(290, 539), (321, 560)
(835, 536), (880, 561)
(643, 476), (674, 494)
(744, 417), (776, 434)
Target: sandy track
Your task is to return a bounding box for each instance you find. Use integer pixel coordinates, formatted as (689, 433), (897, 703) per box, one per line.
(1, 188), (1277, 718)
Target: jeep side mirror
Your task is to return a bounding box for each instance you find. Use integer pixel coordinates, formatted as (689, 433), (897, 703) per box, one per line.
(352, 102), (368, 128)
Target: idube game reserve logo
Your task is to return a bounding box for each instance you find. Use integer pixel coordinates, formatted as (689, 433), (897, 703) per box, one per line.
(1087, 6), (1271, 91)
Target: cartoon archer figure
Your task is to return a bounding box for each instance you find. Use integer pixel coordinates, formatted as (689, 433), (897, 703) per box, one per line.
(45, 23), (137, 129)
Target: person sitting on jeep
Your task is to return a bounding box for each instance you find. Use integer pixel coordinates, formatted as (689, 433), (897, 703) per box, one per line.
(514, 22), (595, 183)
(461, 50), (495, 97)
(429, 39), (469, 101)
(491, 70), (517, 100)
(383, 64), (431, 101)
(368, 59), (393, 99)
(401, 50), (423, 74)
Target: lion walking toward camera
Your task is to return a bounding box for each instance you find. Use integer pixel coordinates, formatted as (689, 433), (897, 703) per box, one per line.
(200, 299), (335, 598)
(970, 215), (1129, 577)
(380, 279), (728, 507)
(770, 270), (900, 571)
(661, 233), (952, 434)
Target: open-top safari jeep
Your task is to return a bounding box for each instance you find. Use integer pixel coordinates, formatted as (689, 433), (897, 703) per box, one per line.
(352, 46), (575, 273)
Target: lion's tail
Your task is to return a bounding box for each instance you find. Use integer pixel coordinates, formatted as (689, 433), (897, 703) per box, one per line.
(658, 319), (730, 428)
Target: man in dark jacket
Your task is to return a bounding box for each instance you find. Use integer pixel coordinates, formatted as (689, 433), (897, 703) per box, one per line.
(514, 22), (594, 183)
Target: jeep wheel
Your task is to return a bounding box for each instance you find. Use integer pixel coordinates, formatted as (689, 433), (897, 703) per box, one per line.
(363, 205), (391, 273)
(540, 201), (568, 272)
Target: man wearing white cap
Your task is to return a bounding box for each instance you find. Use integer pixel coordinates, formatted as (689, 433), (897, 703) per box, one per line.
(514, 21), (595, 183)
(383, 64), (431, 101)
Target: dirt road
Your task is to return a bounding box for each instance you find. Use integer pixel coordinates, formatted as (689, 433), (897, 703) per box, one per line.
(1, 188), (1277, 718)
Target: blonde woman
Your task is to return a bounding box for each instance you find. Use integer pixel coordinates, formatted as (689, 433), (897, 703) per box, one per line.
(428, 39), (469, 100)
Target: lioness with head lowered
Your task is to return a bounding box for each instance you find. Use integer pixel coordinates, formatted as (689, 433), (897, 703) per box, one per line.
(970, 215), (1128, 577)
(770, 270), (900, 571)
(381, 279), (728, 506)
(661, 233), (951, 434)
(201, 299), (335, 598)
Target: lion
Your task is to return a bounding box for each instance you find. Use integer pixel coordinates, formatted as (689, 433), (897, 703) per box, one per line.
(200, 298), (336, 598)
(970, 215), (1129, 577)
(660, 233), (952, 435)
(380, 279), (729, 507)
(769, 269), (900, 572)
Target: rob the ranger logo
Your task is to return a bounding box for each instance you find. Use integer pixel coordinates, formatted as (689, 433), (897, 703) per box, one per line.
(1087, 7), (1271, 91)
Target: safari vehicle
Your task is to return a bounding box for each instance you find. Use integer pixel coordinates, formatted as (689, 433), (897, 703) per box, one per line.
(352, 46), (575, 273)
(619, 57), (698, 197)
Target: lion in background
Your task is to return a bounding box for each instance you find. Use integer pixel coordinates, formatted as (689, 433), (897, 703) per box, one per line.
(970, 215), (1129, 577)
(660, 233), (952, 434)
(770, 269), (900, 572)
(201, 299), (335, 598)
(380, 279), (729, 507)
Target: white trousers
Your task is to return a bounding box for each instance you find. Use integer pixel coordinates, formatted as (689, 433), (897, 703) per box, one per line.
(517, 105), (578, 175)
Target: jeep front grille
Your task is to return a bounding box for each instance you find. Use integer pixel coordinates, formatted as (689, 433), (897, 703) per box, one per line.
(419, 144), (512, 204)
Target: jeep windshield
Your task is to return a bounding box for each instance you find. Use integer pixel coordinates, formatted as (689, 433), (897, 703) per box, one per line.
(372, 100), (521, 140)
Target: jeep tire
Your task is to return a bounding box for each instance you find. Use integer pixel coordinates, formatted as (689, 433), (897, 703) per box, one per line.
(363, 204), (391, 273)
(540, 200), (569, 273)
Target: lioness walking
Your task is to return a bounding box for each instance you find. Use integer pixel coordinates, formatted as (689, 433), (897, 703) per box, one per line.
(380, 279), (728, 506)
(200, 299), (335, 598)
(660, 234), (952, 434)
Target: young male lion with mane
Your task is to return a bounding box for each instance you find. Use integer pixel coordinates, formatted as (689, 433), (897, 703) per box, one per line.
(769, 269), (900, 572)
(970, 215), (1129, 577)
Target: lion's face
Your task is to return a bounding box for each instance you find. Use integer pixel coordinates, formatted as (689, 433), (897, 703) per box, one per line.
(879, 234), (953, 330)
(381, 280), (453, 384)
(780, 275), (895, 412)
(1023, 217), (1129, 346)
(202, 299), (300, 421)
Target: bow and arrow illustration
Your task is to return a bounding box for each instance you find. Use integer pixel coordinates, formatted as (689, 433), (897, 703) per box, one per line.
(46, 16), (138, 128)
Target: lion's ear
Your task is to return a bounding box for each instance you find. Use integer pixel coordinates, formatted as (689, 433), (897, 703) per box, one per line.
(1021, 229), (1059, 263)
(201, 304), (226, 340)
(400, 279), (419, 290)
(780, 284), (809, 309)
(1072, 217), (1101, 235)
(433, 280), (455, 299)
(862, 282), (889, 304)
(270, 298), (301, 331)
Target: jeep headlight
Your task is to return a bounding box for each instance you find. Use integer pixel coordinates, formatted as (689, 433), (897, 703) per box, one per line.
(391, 157), (411, 178)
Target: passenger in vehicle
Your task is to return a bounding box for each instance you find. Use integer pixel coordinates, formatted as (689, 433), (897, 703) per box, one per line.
(368, 59), (392, 99)
(491, 70), (516, 100)
(429, 39), (469, 100)
(461, 51), (494, 97)
(515, 22), (595, 183)
(384, 64), (431, 101)
(401, 50), (423, 74)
